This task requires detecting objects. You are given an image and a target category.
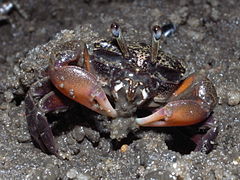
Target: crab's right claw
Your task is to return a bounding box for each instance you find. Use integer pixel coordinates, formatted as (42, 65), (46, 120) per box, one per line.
(136, 100), (209, 127)
(136, 72), (217, 127)
(49, 66), (117, 118)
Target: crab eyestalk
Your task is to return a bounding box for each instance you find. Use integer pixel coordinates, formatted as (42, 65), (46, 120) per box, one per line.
(151, 25), (162, 63)
(111, 23), (130, 58)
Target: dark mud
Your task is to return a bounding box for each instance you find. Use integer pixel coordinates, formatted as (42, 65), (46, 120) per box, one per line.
(0, 0), (240, 179)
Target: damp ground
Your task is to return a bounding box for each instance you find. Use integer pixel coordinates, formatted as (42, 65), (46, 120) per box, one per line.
(0, 0), (239, 179)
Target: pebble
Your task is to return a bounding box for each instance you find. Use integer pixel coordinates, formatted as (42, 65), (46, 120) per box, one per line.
(66, 168), (93, 180)
(120, 144), (128, 153)
(187, 17), (201, 27)
(84, 127), (100, 143)
(67, 168), (78, 179)
(4, 90), (14, 103)
(72, 126), (85, 142)
(227, 90), (240, 106)
(211, 8), (220, 21)
(144, 170), (176, 180)
(186, 30), (205, 41)
(41, 164), (59, 180)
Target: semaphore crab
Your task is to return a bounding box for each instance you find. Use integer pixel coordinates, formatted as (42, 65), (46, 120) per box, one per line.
(25, 23), (218, 156)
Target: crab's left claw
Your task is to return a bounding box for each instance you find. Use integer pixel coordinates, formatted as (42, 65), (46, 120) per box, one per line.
(136, 72), (217, 127)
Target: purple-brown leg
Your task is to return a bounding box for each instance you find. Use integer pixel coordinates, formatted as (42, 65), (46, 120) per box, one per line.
(25, 77), (70, 155)
(192, 116), (218, 153)
(26, 43), (116, 155)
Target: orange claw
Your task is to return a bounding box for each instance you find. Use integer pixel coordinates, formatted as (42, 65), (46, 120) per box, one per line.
(49, 66), (117, 118)
(136, 72), (217, 127)
(136, 100), (209, 126)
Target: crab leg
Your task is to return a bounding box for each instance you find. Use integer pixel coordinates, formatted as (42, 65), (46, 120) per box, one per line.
(49, 66), (117, 118)
(25, 78), (70, 155)
(192, 115), (219, 153)
(136, 72), (217, 127)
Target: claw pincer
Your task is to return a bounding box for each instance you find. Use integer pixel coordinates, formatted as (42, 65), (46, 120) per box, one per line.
(49, 65), (117, 118)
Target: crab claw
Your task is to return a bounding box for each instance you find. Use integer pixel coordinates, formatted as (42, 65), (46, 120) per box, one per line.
(136, 72), (217, 127)
(49, 66), (117, 118)
(136, 100), (209, 126)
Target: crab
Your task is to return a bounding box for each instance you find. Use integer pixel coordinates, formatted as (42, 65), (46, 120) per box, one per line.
(25, 23), (218, 155)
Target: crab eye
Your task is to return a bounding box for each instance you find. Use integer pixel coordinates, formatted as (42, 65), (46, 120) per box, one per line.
(152, 25), (162, 41)
(162, 23), (176, 37)
(111, 23), (120, 38)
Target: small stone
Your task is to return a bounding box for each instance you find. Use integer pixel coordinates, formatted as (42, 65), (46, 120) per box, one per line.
(17, 131), (31, 143)
(66, 168), (93, 180)
(41, 164), (59, 180)
(211, 8), (220, 21)
(187, 17), (201, 27)
(120, 144), (128, 153)
(144, 170), (176, 180)
(4, 90), (14, 103)
(66, 133), (76, 145)
(72, 126), (85, 142)
(0, 102), (10, 110)
(76, 173), (93, 180)
(67, 168), (78, 179)
(84, 127), (100, 143)
(227, 90), (240, 106)
(186, 30), (205, 41)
